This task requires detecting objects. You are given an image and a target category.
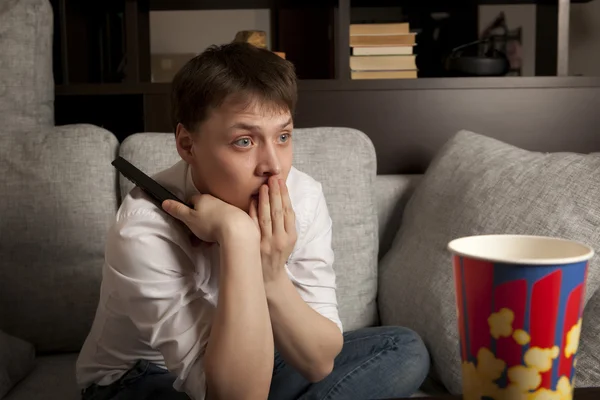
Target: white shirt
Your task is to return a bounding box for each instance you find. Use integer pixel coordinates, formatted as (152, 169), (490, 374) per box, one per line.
(75, 159), (342, 399)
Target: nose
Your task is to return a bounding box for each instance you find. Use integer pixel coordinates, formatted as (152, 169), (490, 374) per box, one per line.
(256, 144), (281, 177)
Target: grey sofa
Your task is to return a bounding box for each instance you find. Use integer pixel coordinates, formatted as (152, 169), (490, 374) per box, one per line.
(0, 124), (426, 400)
(0, 1), (426, 398)
(5, 1), (600, 400)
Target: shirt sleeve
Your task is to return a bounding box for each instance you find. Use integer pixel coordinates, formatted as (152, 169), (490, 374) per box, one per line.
(285, 187), (343, 333)
(103, 209), (212, 400)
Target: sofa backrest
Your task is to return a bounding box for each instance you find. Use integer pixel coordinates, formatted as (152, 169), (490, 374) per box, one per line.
(0, 0), (54, 133)
(0, 124), (120, 353)
(0, 0), (423, 356)
(375, 175), (422, 260)
(0, 126), (420, 353)
(119, 129), (384, 332)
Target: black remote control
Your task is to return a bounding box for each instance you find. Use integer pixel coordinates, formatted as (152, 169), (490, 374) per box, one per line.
(111, 156), (192, 208)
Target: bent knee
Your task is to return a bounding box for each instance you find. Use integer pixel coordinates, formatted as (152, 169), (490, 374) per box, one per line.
(390, 326), (429, 358)
(386, 326), (430, 380)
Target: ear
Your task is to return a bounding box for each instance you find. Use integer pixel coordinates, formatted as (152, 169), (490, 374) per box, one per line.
(175, 123), (196, 164)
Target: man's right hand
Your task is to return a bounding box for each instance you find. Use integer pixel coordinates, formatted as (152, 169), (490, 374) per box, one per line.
(166, 194), (274, 400)
(162, 194), (256, 245)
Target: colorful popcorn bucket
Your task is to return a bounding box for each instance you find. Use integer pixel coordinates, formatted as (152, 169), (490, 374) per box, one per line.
(448, 234), (594, 400)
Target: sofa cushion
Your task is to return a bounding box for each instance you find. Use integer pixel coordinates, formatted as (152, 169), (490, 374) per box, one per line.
(0, 124), (119, 353)
(575, 290), (600, 387)
(375, 175), (422, 261)
(0, 331), (35, 399)
(378, 130), (600, 394)
(4, 354), (79, 400)
(119, 127), (380, 330)
(117, 132), (180, 200)
(0, 0), (54, 132)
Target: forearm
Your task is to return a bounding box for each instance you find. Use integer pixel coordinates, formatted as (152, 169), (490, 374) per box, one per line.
(266, 275), (343, 382)
(204, 230), (273, 400)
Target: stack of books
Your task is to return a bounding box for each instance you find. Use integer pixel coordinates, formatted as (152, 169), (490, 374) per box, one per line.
(349, 22), (417, 80)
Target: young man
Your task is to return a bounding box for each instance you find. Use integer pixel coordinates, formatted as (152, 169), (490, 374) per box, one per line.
(76, 42), (429, 400)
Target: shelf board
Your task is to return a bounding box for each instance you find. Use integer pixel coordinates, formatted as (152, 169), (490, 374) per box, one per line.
(149, 0), (271, 10)
(350, 0), (592, 5)
(55, 83), (169, 95)
(54, 76), (600, 97)
(299, 76), (600, 90)
(147, 0), (593, 10)
(149, 0), (339, 11)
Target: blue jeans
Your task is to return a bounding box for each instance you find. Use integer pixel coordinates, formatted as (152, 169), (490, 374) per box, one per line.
(81, 326), (430, 400)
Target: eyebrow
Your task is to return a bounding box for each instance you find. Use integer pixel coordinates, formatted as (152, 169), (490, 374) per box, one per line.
(230, 117), (293, 132)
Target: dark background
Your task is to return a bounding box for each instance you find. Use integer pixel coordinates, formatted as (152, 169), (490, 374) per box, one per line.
(50, 0), (600, 174)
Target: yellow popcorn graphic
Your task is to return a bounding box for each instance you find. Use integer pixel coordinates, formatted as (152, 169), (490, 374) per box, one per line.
(526, 376), (573, 400)
(524, 346), (560, 373)
(497, 384), (529, 400)
(489, 308), (515, 339)
(513, 329), (531, 346)
(528, 388), (562, 400)
(459, 302), (582, 400)
(460, 343), (576, 400)
(556, 376), (572, 399)
(461, 360), (503, 400)
(461, 361), (483, 400)
(477, 347), (506, 381)
(507, 365), (542, 391)
(565, 319), (582, 358)
(552, 346), (560, 359)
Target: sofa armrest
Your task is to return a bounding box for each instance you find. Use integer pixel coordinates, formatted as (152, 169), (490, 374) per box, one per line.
(0, 330), (35, 399)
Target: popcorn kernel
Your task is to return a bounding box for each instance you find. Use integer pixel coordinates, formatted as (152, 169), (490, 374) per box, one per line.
(528, 388), (562, 400)
(477, 347), (506, 381)
(498, 384), (528, 400)
(565, 319), (582, 358)
(524, 347), (559, 373)
(489, 308), (515, 339)
(461, 362), (482, 400)
(557, 375), (572, 398)
(513, 329), (531, 345)
(507, 365), (542, 391)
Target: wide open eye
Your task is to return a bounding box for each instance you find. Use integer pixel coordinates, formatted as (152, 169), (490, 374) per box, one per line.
(233, 137), (252, 148)
(279, 133), (291, 143)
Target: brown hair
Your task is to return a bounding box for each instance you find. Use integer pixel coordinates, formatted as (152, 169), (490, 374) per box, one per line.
(171, 42), (297, 133)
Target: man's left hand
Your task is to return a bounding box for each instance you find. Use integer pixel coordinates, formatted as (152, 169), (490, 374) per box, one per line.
(249, 176), (297, 284)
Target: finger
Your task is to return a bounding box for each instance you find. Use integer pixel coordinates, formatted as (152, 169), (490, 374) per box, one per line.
(269, 176), (285, 235)
(162, 200), (191, 222)
(258, 184), (272, 238)
(279, 179), (296, 233)
(249, 198), (259, 229)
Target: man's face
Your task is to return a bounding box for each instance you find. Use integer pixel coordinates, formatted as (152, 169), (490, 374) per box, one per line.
(176, 97), (294, 213)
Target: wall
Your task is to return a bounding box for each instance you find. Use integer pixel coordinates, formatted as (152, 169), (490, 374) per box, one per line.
(479, 2), (600, 77)
(570, 1), (600, 76)
(149, 9), (271, 55)
(478, 5), (536, 76)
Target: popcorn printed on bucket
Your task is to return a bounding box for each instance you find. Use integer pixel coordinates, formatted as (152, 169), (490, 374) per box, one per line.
(513, 329), (531, 346)
(565, 319), (582, 358)
(461, 308), (580, 400)
(523, 346), (560, 373)
(488, 308), (515, 339)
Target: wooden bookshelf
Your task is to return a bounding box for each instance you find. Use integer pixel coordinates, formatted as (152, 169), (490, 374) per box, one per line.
(50, 0), (594, 141)
(50, 0), (588, 86)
